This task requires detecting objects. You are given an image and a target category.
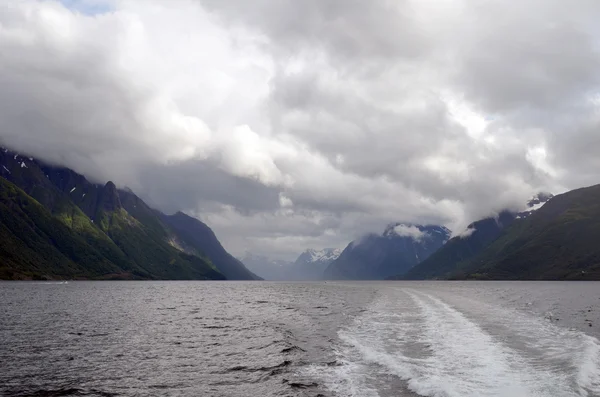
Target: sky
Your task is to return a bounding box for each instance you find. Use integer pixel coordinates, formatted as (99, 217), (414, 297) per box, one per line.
(1, 0), (600, 260)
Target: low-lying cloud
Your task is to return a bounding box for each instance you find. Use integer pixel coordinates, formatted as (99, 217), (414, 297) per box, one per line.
(392, 224), (428, 242)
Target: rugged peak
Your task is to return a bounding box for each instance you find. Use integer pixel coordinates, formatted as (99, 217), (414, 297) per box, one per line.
(324, 223), (451, 280)
(295, 248), (341, 265)
(97, 181), (122, 212)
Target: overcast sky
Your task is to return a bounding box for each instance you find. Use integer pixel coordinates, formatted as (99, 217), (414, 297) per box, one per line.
(1, 0), (600, 259)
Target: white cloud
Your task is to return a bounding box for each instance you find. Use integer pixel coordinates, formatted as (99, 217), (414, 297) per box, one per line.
(393, 224), (428, 241)
(456, 227), (476, 239)
(278, 193), (293, 208)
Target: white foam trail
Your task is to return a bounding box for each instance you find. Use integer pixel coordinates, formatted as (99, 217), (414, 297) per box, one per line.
(430, 288), (600, 396)
(406, 291), (563, 396)
(576, 335), (600, 393)
(330, 288), (600, 397)
(303, 350), (381, 397)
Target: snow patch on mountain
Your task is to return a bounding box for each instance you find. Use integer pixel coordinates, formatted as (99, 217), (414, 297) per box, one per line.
(519, 192), (554, 217)
(297, 248), (342, 264)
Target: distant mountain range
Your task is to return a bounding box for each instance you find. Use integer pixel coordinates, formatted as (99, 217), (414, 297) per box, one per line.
(293, 248), (342, 279)
(323, 224), (451, 280)
(242, 248), (341, 280)
(0, 148), (259, 281)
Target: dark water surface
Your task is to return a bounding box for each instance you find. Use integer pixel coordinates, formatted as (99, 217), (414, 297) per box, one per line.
(1, 281), (600, 397)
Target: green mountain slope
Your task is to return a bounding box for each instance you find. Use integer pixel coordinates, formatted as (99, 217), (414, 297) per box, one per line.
(0, 151), (139, 273)
(39, 158), (256, 280)
(104, 188), (225, 280)
(401, 211), (517, 280)
(457, 184), (600, 280)
(0, 178), (133, 280)
(0, 149), (226, 280)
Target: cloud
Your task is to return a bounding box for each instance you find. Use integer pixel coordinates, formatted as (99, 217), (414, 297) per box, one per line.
(1, 0), (600, 259)
(392, 224), (428, 242)
(456, 227), (476, 239)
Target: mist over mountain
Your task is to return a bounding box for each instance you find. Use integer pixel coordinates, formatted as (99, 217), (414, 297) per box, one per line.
(4, 143), (599, 282)
(390, 188), (600, 281)
(324, 224), (451, 280)
(0, 148), (256, 280)
(241, 248), (341, 280)
(454, 186), (600, 280)
(401, 193), (554, 280)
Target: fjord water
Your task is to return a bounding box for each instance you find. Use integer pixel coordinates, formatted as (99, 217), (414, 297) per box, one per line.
(1, 282), (600, 397)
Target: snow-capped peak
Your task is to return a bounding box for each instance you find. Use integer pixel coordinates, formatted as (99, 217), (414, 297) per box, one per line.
(296, 248), (341, 265)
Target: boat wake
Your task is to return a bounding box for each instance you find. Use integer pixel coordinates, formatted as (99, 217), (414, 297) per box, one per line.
(307, 287), (600, 397)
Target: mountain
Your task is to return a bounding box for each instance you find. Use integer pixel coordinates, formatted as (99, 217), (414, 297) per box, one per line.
(402, 193), (554, 280)
(295, 248), (341, 266)
(0, 148), (255, 280)
(0, 177), (141, 280)
(323, 224), (451, 280)
(291, 248), (341, 280)
(160, 211), (260, 280)
(454, 185), (600, 280)
(240, 248), (340, 280)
